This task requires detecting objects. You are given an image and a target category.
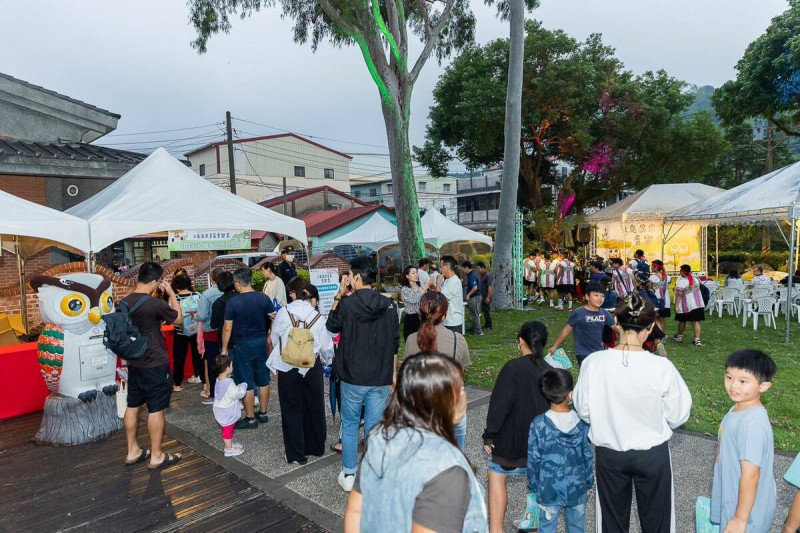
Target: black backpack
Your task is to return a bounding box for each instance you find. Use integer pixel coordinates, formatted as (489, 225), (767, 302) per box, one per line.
(102, 295), (151, 361)
(699, 282), (711, 306)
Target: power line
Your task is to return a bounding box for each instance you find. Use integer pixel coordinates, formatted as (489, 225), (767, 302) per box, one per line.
(232, 117), (389, 149)
(96, 130), (223, 146)
(102, 123), (224, 138)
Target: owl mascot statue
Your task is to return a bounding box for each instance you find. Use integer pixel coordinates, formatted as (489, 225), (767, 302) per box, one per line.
(30, 273), (122, 445)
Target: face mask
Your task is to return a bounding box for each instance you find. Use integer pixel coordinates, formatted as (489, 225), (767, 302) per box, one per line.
(286, 254), (295, 262)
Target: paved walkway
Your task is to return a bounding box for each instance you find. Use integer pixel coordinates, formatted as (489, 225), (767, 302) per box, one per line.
(166, 380), (798, 532)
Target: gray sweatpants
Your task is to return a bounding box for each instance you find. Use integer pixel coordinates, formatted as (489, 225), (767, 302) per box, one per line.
(467, 295), (483, 334)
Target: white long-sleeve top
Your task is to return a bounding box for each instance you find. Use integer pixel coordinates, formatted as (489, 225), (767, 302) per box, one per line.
(573, 348), (692, 452)
(213, 378), (247, 427)
(267, 300), (334, 376)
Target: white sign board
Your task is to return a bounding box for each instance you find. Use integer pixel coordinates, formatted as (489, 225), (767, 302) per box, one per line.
(168, 229), (251, 251)
(310, 267), (340, 317)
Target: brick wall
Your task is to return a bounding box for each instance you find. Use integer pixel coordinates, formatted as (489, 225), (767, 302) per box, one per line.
(307, 254), (350, 275)
(0, 175), (47, 205)
(0, 249), (53, 288)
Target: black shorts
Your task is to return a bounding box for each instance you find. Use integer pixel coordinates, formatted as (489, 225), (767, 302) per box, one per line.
(675, 308), (705, 322)
(523, 279), (534, 287)
(127, 364), (172, 413)
(556, 284), (576, 296)
(658, 307), (672, 318)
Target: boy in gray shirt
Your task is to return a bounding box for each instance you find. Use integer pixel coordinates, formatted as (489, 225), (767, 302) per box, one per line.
(711, 349), (777, 533)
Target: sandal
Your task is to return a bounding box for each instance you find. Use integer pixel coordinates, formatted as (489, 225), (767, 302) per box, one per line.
(330, 442), (342, 454)
(148, 453), (182, 471)
(200, 390), (210, 398)
(173, 386), (182, 392)
(125, 448), (150, 465)
(694, 338), (703, 346)
(672, 334), (683, 342)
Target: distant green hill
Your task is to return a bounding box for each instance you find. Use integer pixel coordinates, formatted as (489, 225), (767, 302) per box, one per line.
(686, 85), (718, 122)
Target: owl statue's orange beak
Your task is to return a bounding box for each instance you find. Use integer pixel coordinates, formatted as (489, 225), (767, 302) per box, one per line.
(88, 307), (102, 324)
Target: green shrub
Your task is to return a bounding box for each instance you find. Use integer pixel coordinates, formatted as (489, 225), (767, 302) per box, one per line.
(472, 253), (493, 268)
(297, 269), (311, 282)
(717, 251), (790, 270)
(251, 269), (266, 292)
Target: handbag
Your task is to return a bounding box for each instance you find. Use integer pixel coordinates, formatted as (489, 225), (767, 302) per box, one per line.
(545, 348), (573, 369)
(785, 454), (800, 488)
(517, 492), (540, 531)
(695, 496), (720, 533)
(116, 380), (128, 418)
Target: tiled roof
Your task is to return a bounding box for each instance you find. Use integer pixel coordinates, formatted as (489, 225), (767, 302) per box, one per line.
(302, 205), (388, 237)
(0, 139), (146, 164)
(259, 185), (368, 208)
(185, 133), (352, 160)
(0, 72), (121, 118)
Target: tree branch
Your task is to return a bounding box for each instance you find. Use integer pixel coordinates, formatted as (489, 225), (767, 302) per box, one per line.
(771, 116), (800, 137)
(385, 0), (405, 69)
(409, 0), (456, 85)
(371, 0), (405, 71)
(318, 0), (362, 39)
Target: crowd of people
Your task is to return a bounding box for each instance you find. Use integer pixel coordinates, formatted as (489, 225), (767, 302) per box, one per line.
(114, 250), (800, 533)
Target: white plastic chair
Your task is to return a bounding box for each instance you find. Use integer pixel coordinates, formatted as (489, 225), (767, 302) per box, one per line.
(773, 288), (799, 317)
(714, 288), (740, 318)
(749, 296), (777, 330)
(704, 281), (719, 311)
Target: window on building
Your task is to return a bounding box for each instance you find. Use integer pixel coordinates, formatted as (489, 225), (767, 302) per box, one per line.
(370, 188), (377, 197)
(199, 164), (206, 176)
(387, 184), (393, 193)
(294, 166), (306, 177)
(419, 182), (427, 191)
(324, 168), (335, 179)
(561, 166), (568, 178)
(353, 190), (361, 198)
(440, 206), (447, 216)
(443, 183), (451, 192)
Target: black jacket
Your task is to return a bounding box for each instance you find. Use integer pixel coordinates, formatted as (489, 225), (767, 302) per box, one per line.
(327, 289), (399, 387)
(483, 355), (552, 467)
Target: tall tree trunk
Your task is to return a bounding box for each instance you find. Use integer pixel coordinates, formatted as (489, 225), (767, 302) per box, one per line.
(383, 99), (425, 266)
(492, 0), (525, 310)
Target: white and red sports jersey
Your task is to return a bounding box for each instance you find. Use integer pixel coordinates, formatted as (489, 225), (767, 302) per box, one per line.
(558, 259), (575, 285)
(539, 260), (556, 288)
(523, 258), (537, 282)
(612, 267), (635, 298)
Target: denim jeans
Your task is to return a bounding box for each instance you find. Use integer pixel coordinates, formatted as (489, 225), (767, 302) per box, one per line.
(455, 415), (467, 451)
(538, 503), (586, 533)
(340, 381), (390, 474)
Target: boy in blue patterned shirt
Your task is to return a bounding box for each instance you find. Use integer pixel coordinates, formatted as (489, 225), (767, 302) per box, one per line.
(527, 368), (593, 533)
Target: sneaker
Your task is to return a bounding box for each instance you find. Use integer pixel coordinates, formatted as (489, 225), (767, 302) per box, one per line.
(232, 442), (244, 450)
(201, 397), (215, 405)
(656, 343), (668, 357)
(338, 470), (355, 492)
(554, 305), (564, 311)
(672, 334), (683, 342)
(257, 412), (269, 424)
(224, 447), (244, 457)
(187, 376), (201, 384)
(694, 338), (703, 347)
(234, 417), (258, 430)
(472, 331), (484, 336)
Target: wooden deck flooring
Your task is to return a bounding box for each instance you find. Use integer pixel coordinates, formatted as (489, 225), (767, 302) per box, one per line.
(0, 413), (327, 533)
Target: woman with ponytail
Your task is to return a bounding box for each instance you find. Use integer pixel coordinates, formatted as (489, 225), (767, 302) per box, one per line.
(405, 291), (471, 450)
(648, 259), (671, 333)
(573, 293), (692, 532)
(674, 263), (705, 346)
(482, 321), (552, 533)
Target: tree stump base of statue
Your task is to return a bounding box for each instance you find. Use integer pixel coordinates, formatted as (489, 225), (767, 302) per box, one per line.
(34, 393), (122, 446)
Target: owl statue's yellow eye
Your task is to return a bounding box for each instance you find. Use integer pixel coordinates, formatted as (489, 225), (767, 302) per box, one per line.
(60, 293), (88, 317)
(101, 291), (114, 313)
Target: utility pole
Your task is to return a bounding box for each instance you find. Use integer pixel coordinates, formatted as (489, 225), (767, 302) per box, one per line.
(762, 125), (773, 253)
(225, 111), (237, 195)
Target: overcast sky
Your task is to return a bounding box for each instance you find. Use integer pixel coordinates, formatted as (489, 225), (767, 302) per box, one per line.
(1, 0), (789, 175)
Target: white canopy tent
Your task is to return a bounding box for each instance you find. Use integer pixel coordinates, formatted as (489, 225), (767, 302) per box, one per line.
(67, 148), (308, 253)
(420, 209), (493, 250)
(666, 161), (800, 343)
(0, 189), (91, 331)
(586, 183), (723, 271)
(326, 212), (399, 251)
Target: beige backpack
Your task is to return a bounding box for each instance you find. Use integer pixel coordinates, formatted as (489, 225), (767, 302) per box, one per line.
(280, 312), (322, 368)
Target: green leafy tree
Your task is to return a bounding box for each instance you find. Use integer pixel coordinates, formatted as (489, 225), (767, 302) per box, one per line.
(187, 0), (534, 265)
(416, 24), (726, 212)
(712, 0), (800, 136)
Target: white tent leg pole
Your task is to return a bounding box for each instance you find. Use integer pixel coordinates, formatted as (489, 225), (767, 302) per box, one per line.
(15, 237), (28, 335)
(715, 224), (719, 278)
(786, 209), (797, 344)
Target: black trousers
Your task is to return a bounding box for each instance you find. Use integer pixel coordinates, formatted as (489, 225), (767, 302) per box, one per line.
(403, 313), (421, 340)
(481, 299), (493, 328)
(172, 333), (203, 386)
(278, 359), (326, 462)
(595, 441), (674, 533)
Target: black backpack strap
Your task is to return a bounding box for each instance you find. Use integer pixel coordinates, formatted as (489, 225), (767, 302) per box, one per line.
(126, 295), (151, 315)
(452, 330), (457, 361)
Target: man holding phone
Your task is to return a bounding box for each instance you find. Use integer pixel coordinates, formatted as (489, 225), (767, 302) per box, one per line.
(326, 256), (399, 492)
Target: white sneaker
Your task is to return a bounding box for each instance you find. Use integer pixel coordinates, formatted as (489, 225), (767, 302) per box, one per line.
(656, 343), (668, 357)
(554, 305), (564, 311)
(338, 470), (355, 492)
(232, 442), (244, 451)
(224, 447), (244, 457)
(187, 376), (201, 384)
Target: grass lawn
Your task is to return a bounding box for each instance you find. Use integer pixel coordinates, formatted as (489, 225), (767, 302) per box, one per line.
(457, 306), (800, 451)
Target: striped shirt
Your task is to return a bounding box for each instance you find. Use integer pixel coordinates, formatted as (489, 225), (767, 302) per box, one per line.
(558, 260), (575, 285)
(539, 260), (556, 288)
(675, 275), (703, 314)
(612, 268), (635, 298)
(523, 258), (537, 282)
